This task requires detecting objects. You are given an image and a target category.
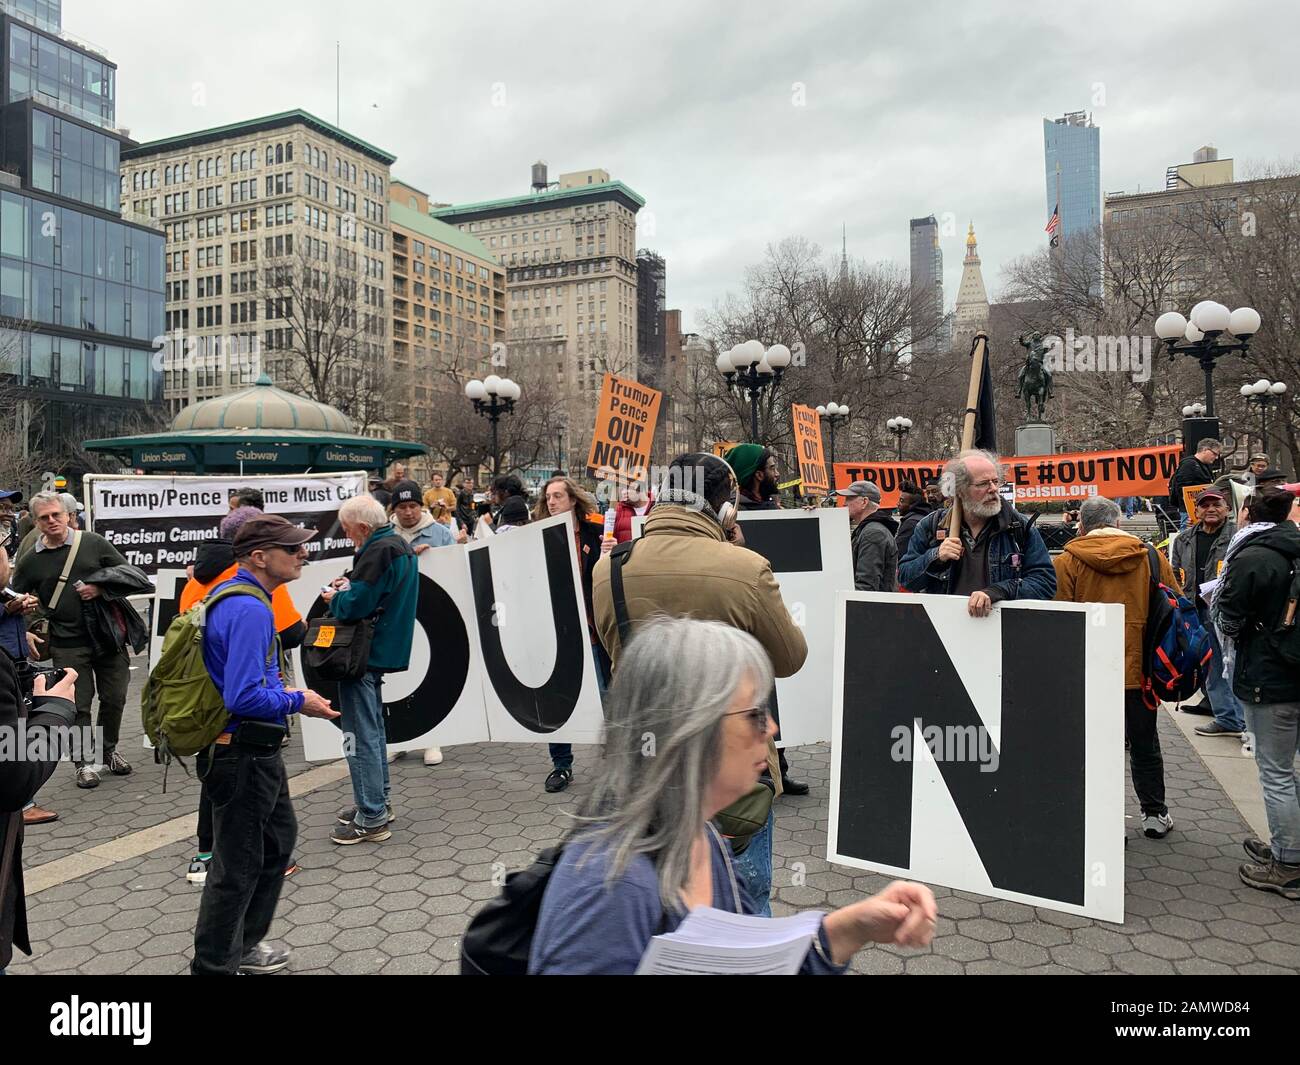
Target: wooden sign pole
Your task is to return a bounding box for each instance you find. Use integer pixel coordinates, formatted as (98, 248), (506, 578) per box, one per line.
(947, 331), (989, 538)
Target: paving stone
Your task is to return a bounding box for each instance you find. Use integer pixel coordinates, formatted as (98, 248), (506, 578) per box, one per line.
(9, 701), (1298, 976)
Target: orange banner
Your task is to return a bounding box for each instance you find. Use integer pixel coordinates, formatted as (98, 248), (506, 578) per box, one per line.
(587, 373), (663, 483)
(834, 445), (1183, 508)
(712, 440), (740, 458)
(790, 405), (829, 493)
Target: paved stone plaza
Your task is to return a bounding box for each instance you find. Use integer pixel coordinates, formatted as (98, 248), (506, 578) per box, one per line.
(9, 657), (1299, 976)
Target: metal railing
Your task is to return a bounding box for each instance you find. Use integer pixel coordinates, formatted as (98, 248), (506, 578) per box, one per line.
(10, 90), (128, 137)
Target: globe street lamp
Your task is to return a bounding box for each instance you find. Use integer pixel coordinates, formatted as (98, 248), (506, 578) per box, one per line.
(1240, 379), (1287, 463)
(886, 416), (913, 462)
(465, 374), (521, 475)
(1181, 402), (1206, 419)
(1154, 303), (1261, 418)
(717, 340), (793, 442)
(815, 401), (850, 471)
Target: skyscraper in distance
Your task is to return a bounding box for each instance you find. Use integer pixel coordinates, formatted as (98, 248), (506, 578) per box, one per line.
(909, 215), (944, 353)
(1043, 111), (1101, 239)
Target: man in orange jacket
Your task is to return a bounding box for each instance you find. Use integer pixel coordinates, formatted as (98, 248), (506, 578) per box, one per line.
(1054, 496), (1179, 842)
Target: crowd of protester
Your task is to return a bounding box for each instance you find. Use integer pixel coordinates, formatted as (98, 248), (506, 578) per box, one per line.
(1, 440), (1297, 976)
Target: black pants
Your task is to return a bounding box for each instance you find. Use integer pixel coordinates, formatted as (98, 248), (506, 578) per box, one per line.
(1125, 689), (1167, 817)
(191, 742), (297, 975)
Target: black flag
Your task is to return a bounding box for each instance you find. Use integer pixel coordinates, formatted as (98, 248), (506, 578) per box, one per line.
(969, 332), (997, 452)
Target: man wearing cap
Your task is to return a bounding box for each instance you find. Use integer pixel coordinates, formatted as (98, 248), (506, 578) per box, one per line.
(724, 444), (781, 510)
(192, 514), (338, 975)
(1170, 487), (1244, 737)
(835, 481), (897, 592)
(390, 479), (455, 553)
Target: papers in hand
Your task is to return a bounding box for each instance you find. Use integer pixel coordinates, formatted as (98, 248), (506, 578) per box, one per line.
(1199, 577), (1220, 600)
(635, 907), (826, 975)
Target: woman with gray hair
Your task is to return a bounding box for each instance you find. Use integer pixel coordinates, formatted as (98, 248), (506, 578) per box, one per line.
(528, 616), (938, 974)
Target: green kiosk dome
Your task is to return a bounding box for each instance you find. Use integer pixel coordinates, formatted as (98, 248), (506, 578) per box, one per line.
(84, 374), (426, 474)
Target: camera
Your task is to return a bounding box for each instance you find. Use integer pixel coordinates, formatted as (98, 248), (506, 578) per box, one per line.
(11, 656), (65, 707)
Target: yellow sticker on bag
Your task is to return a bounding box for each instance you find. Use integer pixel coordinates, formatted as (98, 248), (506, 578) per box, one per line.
(314, 625), (336, 648)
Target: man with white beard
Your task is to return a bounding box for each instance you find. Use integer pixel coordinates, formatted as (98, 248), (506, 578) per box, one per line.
(898, 449), (1056, 615)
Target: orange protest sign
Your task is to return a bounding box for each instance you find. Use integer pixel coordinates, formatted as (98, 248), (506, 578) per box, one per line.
(834, 444), (1182, 509)
(712, 440), (740, 458)
(587, 373), (663, 484)
(790, 405), (829, 493)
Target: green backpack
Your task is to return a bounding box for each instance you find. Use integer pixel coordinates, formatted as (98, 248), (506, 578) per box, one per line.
(141, 582), (276, 779)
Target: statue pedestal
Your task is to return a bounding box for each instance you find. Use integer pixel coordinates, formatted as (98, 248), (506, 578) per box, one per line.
(1016, 423), (1056, 457)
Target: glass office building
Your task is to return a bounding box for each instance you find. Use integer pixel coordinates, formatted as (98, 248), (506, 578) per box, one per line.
(909, 215), (945, 353)
(1043, 112), (1101, 239)
(0, 0), (163, 466)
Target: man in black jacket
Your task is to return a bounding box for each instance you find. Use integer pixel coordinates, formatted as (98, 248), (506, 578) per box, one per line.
(11, 491), (132, 788)
(894, 481), (934, 556)
(1212, 486), (1300, 900)
(1167, 438), (1221, 529)
(0, 543), (78, 973)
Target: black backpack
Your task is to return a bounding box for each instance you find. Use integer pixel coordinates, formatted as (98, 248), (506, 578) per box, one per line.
(460, 846), (564, 975)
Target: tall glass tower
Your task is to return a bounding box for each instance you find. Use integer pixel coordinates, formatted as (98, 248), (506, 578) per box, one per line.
(909, 215), (944, 353)
(1043, 112), (1101, 239)
(0, 0), (164, 474)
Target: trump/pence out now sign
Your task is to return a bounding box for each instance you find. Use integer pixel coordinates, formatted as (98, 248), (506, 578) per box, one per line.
(586, 372), (663, 484)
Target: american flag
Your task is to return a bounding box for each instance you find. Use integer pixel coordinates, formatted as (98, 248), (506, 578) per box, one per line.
(1045, 204), (1061, 237)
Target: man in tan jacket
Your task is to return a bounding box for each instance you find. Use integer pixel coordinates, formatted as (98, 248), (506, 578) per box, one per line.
(592, 452), (808, 914)
(1054, 496), (1179, 842)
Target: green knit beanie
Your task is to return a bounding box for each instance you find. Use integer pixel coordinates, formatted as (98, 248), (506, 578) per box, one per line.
(724, 443), (768, 487)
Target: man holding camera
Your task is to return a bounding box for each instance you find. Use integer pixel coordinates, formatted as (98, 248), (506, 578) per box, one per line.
(0, 542), (79, 974)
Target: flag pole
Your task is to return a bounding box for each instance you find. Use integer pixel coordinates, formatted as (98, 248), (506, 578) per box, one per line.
(947, 330), (990, 537)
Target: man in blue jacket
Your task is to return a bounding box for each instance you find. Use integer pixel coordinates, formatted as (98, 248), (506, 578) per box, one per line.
(899, 450), (1056, 613)
(192, 515), (338, 976)
(324, 494), (419, 845)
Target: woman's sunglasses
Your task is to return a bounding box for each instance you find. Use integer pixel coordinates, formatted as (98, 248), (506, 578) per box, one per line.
(724, 705), (772, 737)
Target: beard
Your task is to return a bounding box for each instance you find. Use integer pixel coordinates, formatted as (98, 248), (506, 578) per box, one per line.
(758, 477), (778, 500)
(964, 494), (1002, 519)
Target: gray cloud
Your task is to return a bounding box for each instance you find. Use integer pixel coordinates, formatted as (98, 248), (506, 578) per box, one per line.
(77, 0), (1297, 334)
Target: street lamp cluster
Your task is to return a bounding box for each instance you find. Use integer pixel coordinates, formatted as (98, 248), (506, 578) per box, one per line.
(715, 340), (793, 441)
(886, 416), (913, 461)
(1154, 301), (1261, 418)
(1241, 378), (1288, 462)
(464, 374), (522, 474)
(815, 401), (849, 469)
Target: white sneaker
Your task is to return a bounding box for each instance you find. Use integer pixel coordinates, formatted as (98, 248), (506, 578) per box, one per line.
(424, 746), (444, 766)
(1142, 813), (1174, 839)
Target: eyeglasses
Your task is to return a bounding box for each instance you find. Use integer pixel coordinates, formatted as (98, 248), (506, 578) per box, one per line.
(724, 706), (772, 737)
(970, 479), (1001, 490)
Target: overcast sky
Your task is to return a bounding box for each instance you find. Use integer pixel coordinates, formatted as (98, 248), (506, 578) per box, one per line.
(75, 0), (1296, 334)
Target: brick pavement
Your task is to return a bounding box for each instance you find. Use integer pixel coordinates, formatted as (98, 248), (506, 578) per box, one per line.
(9, 656), (1299, 975)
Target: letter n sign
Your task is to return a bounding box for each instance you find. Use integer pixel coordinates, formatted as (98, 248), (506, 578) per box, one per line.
(828, 594), (1125, 920)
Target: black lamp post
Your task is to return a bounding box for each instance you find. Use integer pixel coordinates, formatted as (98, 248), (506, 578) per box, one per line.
(715, 340), (793, 442)
(464, 374), (521, 476)
(1240, 379), (1287, 463)
(1154, 302), (1261, 419)
(554, 421), (566, 475)
(816, 402), (850, 470)
(886, 416), (913, 462)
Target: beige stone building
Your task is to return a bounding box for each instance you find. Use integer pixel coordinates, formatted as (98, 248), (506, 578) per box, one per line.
(431, 163), (644, 472)
(951, 222), (990, 349)
(387, 178), (506, 480)
(120, 109), (396, 424)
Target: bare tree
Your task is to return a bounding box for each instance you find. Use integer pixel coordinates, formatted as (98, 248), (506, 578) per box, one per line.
(0, 317), (47, 491)
(261, 240), (400, 433)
